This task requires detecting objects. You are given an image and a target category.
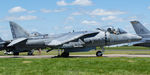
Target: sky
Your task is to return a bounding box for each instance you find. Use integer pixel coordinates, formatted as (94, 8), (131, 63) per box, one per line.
(1, 0), (150, 40)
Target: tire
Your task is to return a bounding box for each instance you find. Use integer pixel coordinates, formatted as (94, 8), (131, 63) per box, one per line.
(96, 51), (103, 57)
(27, 50), (34, 56)
(61, 52), (69, 57)
(27, 52), (33, 55)
(13, 52), (19, 56)
(27, 52), (34, 55)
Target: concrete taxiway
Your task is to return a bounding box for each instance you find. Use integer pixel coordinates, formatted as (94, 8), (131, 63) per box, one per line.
(0, 54), (150, 58)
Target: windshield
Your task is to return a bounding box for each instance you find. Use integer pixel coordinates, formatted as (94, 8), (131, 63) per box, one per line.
(106, 27), (127, 34)
(117, 28), (127, 34)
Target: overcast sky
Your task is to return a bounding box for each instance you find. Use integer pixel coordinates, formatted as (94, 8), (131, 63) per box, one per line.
(0, 0), (150, 40)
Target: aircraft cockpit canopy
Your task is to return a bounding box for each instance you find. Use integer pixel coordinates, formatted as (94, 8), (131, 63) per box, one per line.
(30, 32), (49, 39)
(106, 27), (127, 34)
(117, 28), (127, 34)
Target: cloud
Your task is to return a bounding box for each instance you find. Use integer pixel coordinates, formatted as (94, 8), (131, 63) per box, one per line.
(57, 0), (93, 6)
(9, 6), (37, 14)
(57, 0), (68, 6)
(64, 16), (75, 24)
(9, 6), (27, 13)
(4, 15), (37, 21)
(53, 8), (66, 12)
(72, 0), (92, 6)
(101, 16), (124, 22)
(101, 16), (117, 21)
(148, 6), (150, 9)
(64, 26), (73, 30)
(71, 12), (82, 15)
(66, 16), (74, 20)
(40, 8), (66, 13)
(40, 9), (51, 13)
(27, 10), (36, 13)
(81, 20), (99, 25)
(89, 9), (126, 16)
(127, 16), (138, 21)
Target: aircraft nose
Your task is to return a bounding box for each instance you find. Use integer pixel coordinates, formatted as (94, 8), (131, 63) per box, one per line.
(130, 35), (142, 41)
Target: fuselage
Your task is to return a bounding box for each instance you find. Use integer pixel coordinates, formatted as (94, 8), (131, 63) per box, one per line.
(14, 30), (141, 52)
(83, 30), (141, 47)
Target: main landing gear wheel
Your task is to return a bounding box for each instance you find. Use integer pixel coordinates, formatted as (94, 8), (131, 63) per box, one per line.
(96, 51), (103, 57)
(61, 52), (69, 57)
(13, 52), (19, 56)
(28, 52), (33, 55)
(28, 50), (34, 56)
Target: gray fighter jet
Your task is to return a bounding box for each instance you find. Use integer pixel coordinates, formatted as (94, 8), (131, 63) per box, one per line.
(131, 21), (150, 47)
(7, 21), (141, 57)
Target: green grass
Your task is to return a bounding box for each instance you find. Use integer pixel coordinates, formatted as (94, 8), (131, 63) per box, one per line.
(0, 57), (150, 75)
(104, 46), (150, 50)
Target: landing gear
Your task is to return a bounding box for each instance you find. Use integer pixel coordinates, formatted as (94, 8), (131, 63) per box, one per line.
(13, 52), (19, 56)
(96, 47), (105, 57)
(61, 52), (69, 57)
(96, 51), (103, 56)
(27, 50), (34, 55)
(27, 52), (33, 55)
(57, 50), (69, 57)
(38, 49), (41, 55)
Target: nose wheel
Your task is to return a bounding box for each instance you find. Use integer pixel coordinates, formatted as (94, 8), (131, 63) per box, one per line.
(57, 50), (70, 57)
(96, 51), (103, 56)
(96, 47), (105, 57)
(61, 52), (69, 57)
(27, 50), (34, 56)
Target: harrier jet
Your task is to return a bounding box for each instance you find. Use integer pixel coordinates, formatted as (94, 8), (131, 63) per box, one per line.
(131, 21), (150, 47)
(7, 21), (141, 57)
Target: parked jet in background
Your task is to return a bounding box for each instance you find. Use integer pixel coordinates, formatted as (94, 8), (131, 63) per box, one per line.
(7, 21), (141, 57)
(131, 21), (150, 47)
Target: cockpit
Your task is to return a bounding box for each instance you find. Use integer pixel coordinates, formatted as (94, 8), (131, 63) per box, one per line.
(106, 27), (127, 35)
(29, 32), (49, 39)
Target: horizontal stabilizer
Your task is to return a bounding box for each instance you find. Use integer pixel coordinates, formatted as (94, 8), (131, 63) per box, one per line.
(7, 38), (27, 47)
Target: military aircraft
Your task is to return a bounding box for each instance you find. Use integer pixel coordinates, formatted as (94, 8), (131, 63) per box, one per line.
(131, 21), (150, 47)
(7, 21), (141, 57)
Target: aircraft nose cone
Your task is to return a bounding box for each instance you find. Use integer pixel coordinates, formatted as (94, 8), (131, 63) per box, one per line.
(131, 35), (142, 41)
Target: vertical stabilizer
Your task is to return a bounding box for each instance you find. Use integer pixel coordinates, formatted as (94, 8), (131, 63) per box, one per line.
(130, 21), (150, 35)
(9, 21), (30, 39)
(0, 37), (4, 42)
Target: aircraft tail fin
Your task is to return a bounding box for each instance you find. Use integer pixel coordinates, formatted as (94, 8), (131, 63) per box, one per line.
(0, 37), (4, 42)
(9, 21), (30, 39)
(130, 21), (150, 35)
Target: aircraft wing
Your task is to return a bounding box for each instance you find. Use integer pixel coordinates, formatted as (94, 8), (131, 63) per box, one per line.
(7, 38), (27, 47)
(47, 31), (99, 46)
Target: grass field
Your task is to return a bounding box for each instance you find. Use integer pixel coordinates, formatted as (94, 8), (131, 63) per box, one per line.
(104, 46), (150, 50)
(0, 46), (150, 75)
(0, 57), (150, 75)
